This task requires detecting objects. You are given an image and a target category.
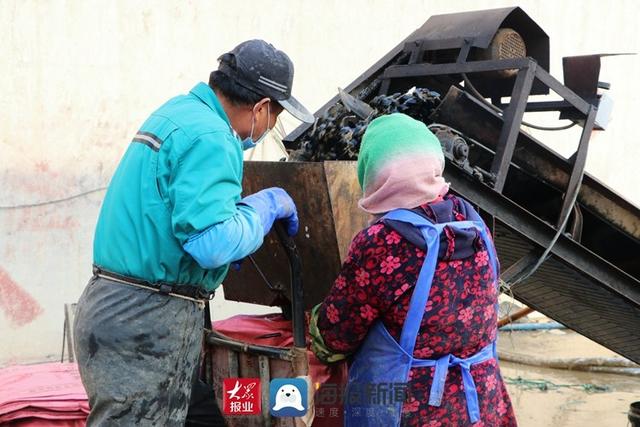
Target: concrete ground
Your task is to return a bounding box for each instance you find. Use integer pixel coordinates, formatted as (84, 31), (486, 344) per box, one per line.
(498, 328), (639, 426)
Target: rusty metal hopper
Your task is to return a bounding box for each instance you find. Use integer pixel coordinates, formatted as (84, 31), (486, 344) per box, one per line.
(223, 161), (368, 311)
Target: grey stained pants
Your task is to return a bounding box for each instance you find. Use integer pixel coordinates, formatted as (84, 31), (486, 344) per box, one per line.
(74, 276), (204, 426)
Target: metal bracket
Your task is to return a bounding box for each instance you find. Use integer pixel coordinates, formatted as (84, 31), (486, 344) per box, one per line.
(456, 38), (473, 63)
(490, 63), (537, 191)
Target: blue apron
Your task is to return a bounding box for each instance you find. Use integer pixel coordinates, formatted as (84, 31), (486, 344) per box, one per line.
(344, 208), (499, 426)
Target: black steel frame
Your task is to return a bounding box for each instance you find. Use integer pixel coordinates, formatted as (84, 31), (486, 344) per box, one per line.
(379, 57), (594, 195)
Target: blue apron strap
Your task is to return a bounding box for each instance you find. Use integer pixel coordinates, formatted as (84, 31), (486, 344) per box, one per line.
(460, 361), (481, 422)
(411, 355), (450, 407)
(381, 210), (442, 355)
(382, 209), (437, 229)
(448, 343), (495, 423)
(427, 355), (450, 407)
(400, 226), (441, 353)
(411, 356), (451, 408)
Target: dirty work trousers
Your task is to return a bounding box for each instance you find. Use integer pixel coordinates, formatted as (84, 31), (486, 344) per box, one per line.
(73, 276), (204, 426)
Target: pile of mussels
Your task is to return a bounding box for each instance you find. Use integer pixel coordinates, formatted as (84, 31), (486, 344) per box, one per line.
(290, 88), (441, 161)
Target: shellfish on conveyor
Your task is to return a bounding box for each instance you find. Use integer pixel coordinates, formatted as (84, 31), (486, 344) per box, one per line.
(290, 87), (441, 161)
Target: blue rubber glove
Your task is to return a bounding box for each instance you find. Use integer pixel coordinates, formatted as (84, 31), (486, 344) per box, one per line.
(240, 187), (299, 236)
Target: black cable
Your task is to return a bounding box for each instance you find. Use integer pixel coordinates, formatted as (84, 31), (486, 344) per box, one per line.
(508, 180), (582, 288)
(461, 74), (577, 132)
(521, 120), (576, 131)
(460, 74), (585, 287)
(0, 186), (107, 210)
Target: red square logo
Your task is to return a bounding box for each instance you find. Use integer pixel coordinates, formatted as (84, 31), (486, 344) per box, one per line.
(223, 378), (261, 415)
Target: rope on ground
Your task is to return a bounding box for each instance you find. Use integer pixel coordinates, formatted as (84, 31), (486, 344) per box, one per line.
(499, 350), (640, 376)
(504, 376), (610, 393)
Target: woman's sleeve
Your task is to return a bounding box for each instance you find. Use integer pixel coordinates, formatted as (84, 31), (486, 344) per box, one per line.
(310, 227), (388, 363)
(309, 303), (347, 363)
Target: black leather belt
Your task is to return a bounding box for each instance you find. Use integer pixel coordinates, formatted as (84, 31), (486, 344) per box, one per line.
(92, 265), (215, 301)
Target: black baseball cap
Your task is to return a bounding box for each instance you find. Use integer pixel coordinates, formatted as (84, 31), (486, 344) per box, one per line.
(217, 39), (315, 123)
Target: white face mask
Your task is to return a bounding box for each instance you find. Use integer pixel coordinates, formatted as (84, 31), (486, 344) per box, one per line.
(241, 102), (271, 151)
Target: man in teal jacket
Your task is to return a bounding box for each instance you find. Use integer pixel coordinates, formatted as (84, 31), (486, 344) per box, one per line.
(73, 40), (314, 426)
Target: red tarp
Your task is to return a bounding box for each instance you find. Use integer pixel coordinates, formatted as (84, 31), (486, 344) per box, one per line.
(0, 362), (88, 426)
(213, 313), (348, 386)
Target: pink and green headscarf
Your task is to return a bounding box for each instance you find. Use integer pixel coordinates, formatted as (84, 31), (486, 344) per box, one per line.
(357, 113), (450, 214)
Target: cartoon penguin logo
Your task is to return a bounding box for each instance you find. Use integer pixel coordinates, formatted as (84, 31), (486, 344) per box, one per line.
(269, 378), (307, 417)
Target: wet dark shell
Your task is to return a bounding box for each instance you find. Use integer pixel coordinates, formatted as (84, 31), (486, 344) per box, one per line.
(292, 88), (441, 161)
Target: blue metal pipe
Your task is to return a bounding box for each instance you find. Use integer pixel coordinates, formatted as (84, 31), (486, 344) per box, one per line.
(499, 322), (566, 331)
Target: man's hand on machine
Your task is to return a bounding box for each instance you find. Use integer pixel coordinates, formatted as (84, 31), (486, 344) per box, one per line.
(240, 187), (299, 237)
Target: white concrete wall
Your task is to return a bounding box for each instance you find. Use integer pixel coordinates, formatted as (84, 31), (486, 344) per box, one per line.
(1, 0), (639, 365)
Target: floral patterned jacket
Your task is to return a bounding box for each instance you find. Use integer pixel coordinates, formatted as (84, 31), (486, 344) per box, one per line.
(309, 194), (517, 426)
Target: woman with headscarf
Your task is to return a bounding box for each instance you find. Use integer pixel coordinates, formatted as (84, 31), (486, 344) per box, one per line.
(309, 113), (516, 426)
